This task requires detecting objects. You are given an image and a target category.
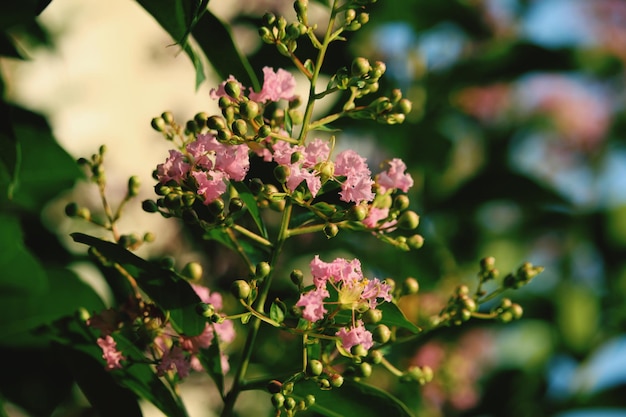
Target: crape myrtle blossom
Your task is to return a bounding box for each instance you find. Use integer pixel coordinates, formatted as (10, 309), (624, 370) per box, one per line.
(296, 255), (392, 353)
(97, 335), (125, 370)
(249, 67), (297, 102)
(334, 150), (375, 204)
(377, 158), (414, 194)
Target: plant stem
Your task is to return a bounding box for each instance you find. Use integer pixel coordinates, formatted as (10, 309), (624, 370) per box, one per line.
(298, 0), (340, 145)
(220, 201), (293, 417)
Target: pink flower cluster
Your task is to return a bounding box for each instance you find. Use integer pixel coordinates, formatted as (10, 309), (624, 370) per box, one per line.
(296, 255), (392, 353)
(156, 134), (250, 204)
(210, 67), (297, 103)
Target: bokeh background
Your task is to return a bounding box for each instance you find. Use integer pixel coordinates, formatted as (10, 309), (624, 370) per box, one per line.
(2, 0), (626, 416)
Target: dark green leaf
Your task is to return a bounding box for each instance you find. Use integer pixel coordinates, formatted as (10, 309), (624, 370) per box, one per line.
(0, 95), (19, 199)
(0, 263), (104, 347)
(136, 0), (207, 88)
(0, 0), (52, 30)
(71, 232), (205, 336)
(1, 106), (82, 211)
(192, 10), (260, 91)
(379, 302), (421, 334)
(232, 181), (268, 238)
(293, 379), (414, 417)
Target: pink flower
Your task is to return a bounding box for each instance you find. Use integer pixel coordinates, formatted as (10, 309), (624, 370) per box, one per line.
(209, 75), (245, 100)
(304, 138), (330, 167)
(336, 320), (374, 352)
(157, 345), (191, 379)
(191, 284), (224, 310)
(334, 150), (370, 178)
(361, 278), (392, 309)
(97, 335), (125, 370)
(309, 255), (363, 288)
(296, 287), (330, 322)
(272, 141), (304, 166)
(285, 164), (322, 197)
(192, 170), (227, 204)
(190, 134), (250, 181)
(377, 158), (413, 193)
(249, 67), (297, 102)
(362, 207), (389, 228)
(180, 323), (215, 353)
(157, 150), (190, 184)
(339, 174), (375, 205)
(214, 320), (236, 344)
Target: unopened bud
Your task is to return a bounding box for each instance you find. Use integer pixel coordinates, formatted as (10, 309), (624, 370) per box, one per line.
(323, 223), (339, 239)
(407, 234), (424, 249)
(151, 117), (166, 132)
(307, 359), (323, 376)
(290, 269), (304, 287)
(231, 280), (251, 300)
(182, 262), (203, 281)
(128, 176), (140, 197)
(351, 57), (371, 77)
(402, 277), (419, 295)
(232, 119), (248, 136)
(142, 199), (159, 213)
(397, 210), (420, 230)
(224, 80), (241, 99)
(161, 111), (174, 124)
(255, 262), (271, 279)
(362, 308), (382, 324)
(373, 324), (391, 344)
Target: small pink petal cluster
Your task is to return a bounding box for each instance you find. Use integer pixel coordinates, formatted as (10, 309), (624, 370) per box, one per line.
(210, 67), (297, 103)
(97, 335), (125, 370)
(156, 134), (250, 204)
(156, 285), (235, 379)
(335, 150), (375, 204)
(296, 255), (392, 353)
(271, 138), (330, 197)
(376, 158), (414, 194)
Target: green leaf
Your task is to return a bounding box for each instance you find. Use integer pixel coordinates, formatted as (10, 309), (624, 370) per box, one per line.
(0, 98), (19, 199)
(379, 302), (421, 334)
(293, 379), (414, 417)
(1, 106), (82, 212)
(136, 0), (208, 89)
(0, 264), (105, 347)
(270, 299), (286, 324)
(70, 232), (205, 336)
(231, 181), (268, 238)
(191, 10), (260, 91)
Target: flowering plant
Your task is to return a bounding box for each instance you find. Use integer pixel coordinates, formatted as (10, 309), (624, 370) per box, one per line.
(2, 1), (546, 416)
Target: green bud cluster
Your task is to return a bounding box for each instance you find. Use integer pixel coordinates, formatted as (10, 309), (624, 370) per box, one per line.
(491, 298), (523, 323)
(268, 376), (317, 416)
(503, 262), (544, 289)
(439, 284), (478, 326)
(400, 365), (433, 385)
(259, 11), (307, 57)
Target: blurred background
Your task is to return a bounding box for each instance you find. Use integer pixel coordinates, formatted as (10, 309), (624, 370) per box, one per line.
(2, 0), (626, 416)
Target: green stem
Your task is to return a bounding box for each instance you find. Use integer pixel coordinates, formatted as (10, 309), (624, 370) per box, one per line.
(232, 224), (273, 248)
(298, 0), (340, 145)
(221, 201), (293, 417)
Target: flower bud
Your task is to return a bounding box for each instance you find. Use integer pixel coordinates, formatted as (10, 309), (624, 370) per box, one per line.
(224, 80), (241, 99)
(151, 117), (166, 132)
(323, 223), (339, 239)
(290, 269), (304, 287)
(345, 9), (356, 23)
(277, 42), (290, 57)
(351, 344), (367, 358)
(362, 308), (382, 324)
(258, 26), (273, 42)
(373, 324), (391, 344)
(128, 176), (140, 197)
(255, 262), (271, 279)
(407, 234), (424, 250)
(182, 262), (203, 281)
(357, 362), (372, 378)
(351, 57), (371, 77)
(143, 232), (156, 243)
(271, 393), (284, 409)
(185, 120), (198, 135)
(76, 207), (91, 220)
(249, 178), (264, 195)
(318, 378), (331, 389)
(282, 381), (294, 395)
(194, 112), (209, 128)
(232, 119), (248, 136)
(288, 109), (303, 125)
(228, 197), (244, 213)
(402, 277), (419, 295)
(393, 194), (410, 211)
(397, 210), (420, 230)
(510, 303), (523, 320)
(231, 280), (251, 300)
(239, 100), (259, 120)
(162, 111), (174, 124)
(284, 397), (296, 411)
(396, 98), (412, 115)
(348, 204), (368, 221)
(182, 192), (196, 207)
(330, 374), (344, 388)
(267, 380), (282, 394)
(304, 394), (315, 408)
(274, 165), (291, 183)
(196, 302), (215, 318)
(286, 22), (301, 39)
(206, 115), (227, 130)
(257, 124), (272, 139)
(368, 349), (383, 364)
(208, 198), (225, 216)
(307, 359), (324, 376)
(358, 12), (369, 25)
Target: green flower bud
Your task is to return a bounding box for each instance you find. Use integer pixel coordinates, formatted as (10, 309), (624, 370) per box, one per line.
(185, 120), (198, 135)
(463, 297), (477, 312)
(397, 210), (420, 230)
(396, 98), (412, 115)
(258, 26), (273, 43)
(510, 303), (523, 320)
(194, 112), (209, 128)
(402, 277), (419, 295)
(318, 378), (331, 390)
(368, 349), (383, 364)
(351, 344), (367, 358)
(65, 202), (79, 217)
(348, 204), (368, 221)
(196, 302), (215, 318)
(182, 262), (203, 281)
(407, 234), (424, 250)
(208, 198), (225, 216)
(282, 381), (294, 395)
(263, 12), (276, 26)
(373, 324), (391, 344)
(182, 192), (196, 207)
(225, 80), (241, 99)
(255, 262), (271, 279)
(151, 117), (166, 132)
(307, 359), (324, 376)
(362, 308), (383, 324)
(294, 0), (308, 19)
(284, 397), (296, 411)
(257, 124), (272, 138)
(371, 61), (386, 79)
(384, 278), (396, 293)
(276, 42), (290, 57)
(288, 109), (303, 125)
(358, 13), (369, 25)
(323, 223), (339, 239)
(351, 57), (371, 77)
(344, 9), (356, 23)
(232, 119), (248, 136)
(330, 374), (343, 388)
(271, 393), (285, 409)
(286, 22), (301, 39)
(393, 194), (410, 211)
(161, 111), (174, 124)
(128, 176), (140, 197)
(290, 269), (304, 287)
(357, 362), (372, 378)
(76, 207), (91, 220)
(206, 115), (227, 130)
(228, 197), (244, 213)
(240, 100), (259, 120)
(274, 165), (291, 183)
(304, 394), (315, 408)
(231, 280), (251, 300)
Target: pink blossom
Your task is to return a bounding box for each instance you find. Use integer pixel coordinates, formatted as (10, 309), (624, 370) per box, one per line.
(296, 287), (330, 322)
(209, 75), (245, 100)
(97, 335), (125, 370)
(285, 164), (322, 197)
(180, 323), (215, 353)
(157, 345), (191, 379)
(214, 320), (236, 344)
(187, 135), (217, 170)
(304, 138), (330, 167)
(362, 207), (389, 228)
(190, 134), (250, 181)
(361, 278), (392, 309)
(377, 158), (414, 193)
(272, 141), (304, 166)
(334, 150), (370, 178)
(157, 150), (190, 184)
(192, 170), (227, 204)
(339, 174), (375, 205)
(336, 320), (374, 352)
(309, 256), (363, 288)
(220, 352), (230, 374)
(191, 284), (223, 310)
(249, 67), (297, 102)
